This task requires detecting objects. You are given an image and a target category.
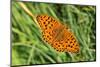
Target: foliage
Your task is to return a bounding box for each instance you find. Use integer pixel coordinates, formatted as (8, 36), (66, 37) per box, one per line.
(12, 1), (96, 66)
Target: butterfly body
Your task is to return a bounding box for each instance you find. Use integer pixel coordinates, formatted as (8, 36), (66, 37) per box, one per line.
(36, 15), (79, 53)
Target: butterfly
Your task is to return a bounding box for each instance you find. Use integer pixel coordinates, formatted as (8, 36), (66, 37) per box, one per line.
(36, 15), (79, 53)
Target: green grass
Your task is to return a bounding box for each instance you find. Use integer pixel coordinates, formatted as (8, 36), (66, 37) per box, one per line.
(12, 1), (96, 66)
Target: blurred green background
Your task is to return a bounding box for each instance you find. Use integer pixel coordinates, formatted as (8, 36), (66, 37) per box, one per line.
(12, 1), (96, 66)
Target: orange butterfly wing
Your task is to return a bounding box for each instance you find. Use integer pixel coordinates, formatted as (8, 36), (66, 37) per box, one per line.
(52, 28), (79, 53)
